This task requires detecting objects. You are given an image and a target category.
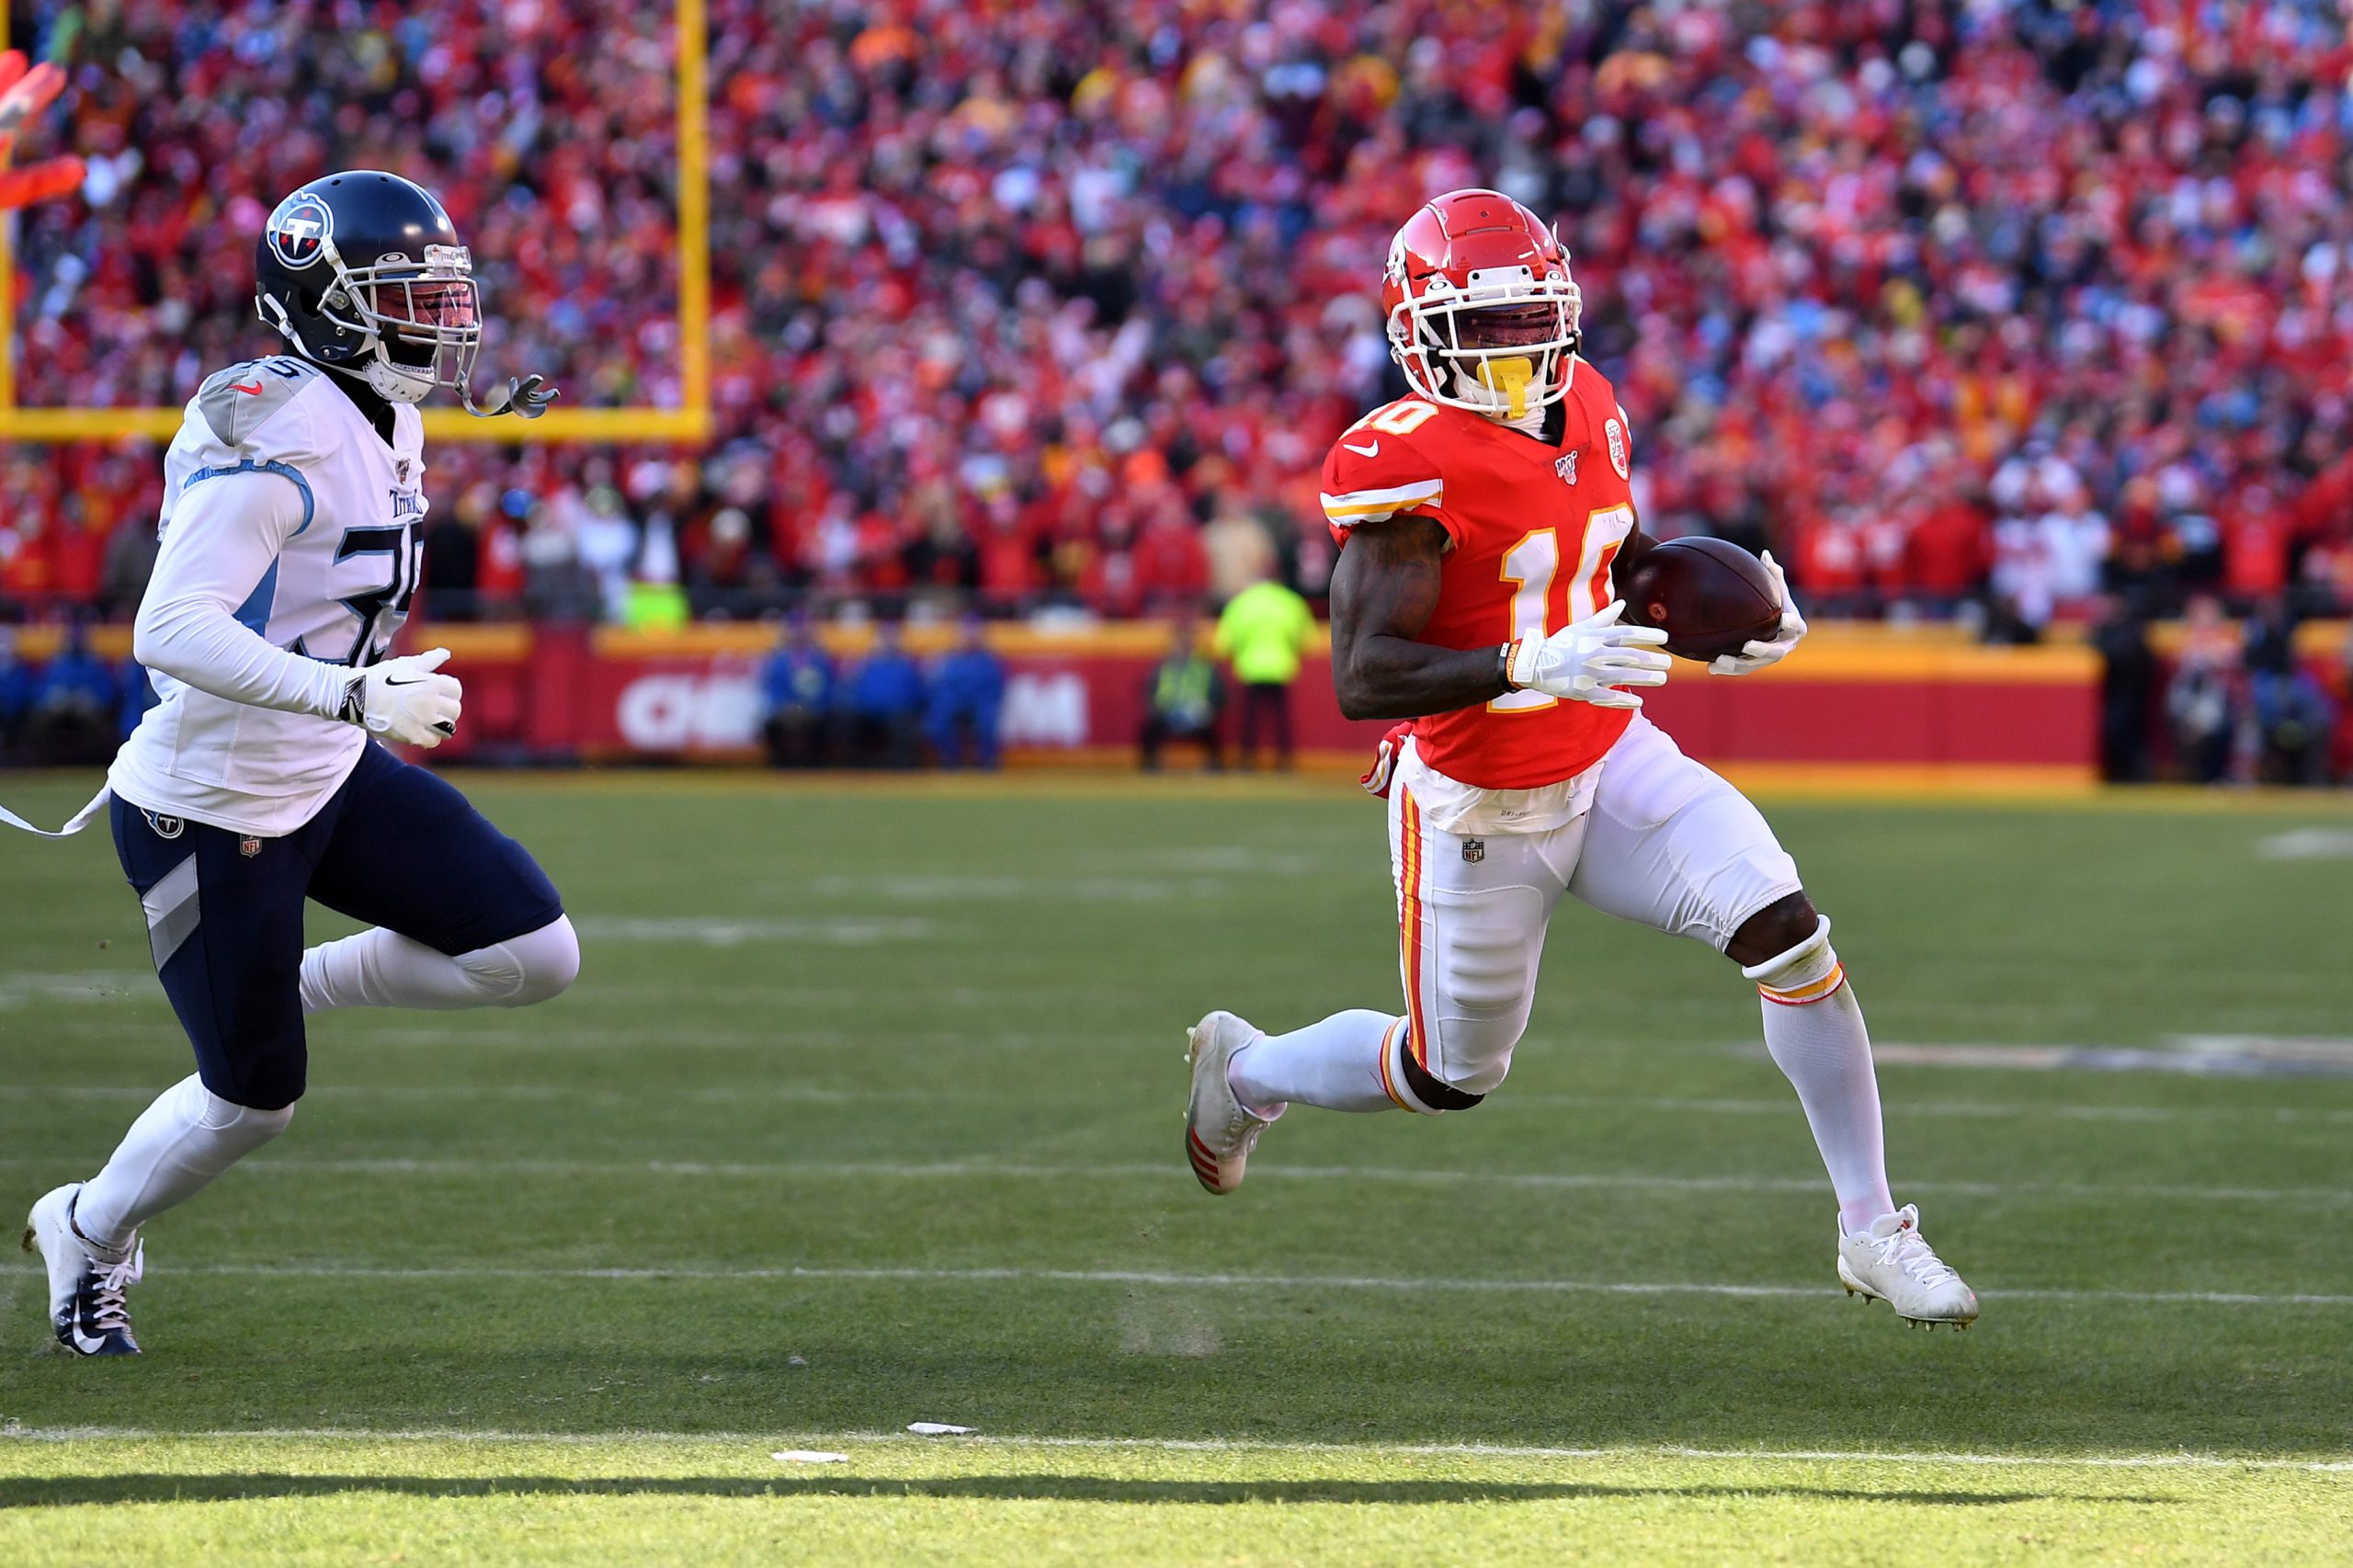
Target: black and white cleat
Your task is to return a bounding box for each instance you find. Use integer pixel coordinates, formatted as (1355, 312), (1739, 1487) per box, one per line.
(23, 1183), (143, 1357)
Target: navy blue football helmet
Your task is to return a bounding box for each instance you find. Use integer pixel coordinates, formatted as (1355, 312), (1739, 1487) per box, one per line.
(255, 170), (554, 417)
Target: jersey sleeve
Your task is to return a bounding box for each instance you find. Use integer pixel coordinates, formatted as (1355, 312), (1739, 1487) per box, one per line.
(191, 358), (328, 462)
(136, 425), (350, 722)
(1318, 426), (1459, 547)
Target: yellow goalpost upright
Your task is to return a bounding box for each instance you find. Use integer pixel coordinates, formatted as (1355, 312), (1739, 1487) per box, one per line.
(0, 0), (710, 445)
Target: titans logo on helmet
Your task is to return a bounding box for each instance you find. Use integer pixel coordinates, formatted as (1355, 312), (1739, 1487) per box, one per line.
(267, 193), (334, 270)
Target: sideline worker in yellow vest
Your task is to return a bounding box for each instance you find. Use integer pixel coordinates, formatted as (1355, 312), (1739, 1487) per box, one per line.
(1140, 608), (1226, 771)
(1214, 574), (1313, 770)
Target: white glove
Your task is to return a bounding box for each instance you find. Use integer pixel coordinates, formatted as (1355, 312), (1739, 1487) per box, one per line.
(1506, 599), (1672, 710)
(1709, 550), (1807, 676)
(341, 647), (462, 747)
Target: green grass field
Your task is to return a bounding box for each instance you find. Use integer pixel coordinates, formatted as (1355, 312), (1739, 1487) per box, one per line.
(1, 770), (2347, 1563)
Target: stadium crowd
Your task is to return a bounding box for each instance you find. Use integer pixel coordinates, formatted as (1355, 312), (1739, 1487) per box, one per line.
(5, 1), (2353, 778)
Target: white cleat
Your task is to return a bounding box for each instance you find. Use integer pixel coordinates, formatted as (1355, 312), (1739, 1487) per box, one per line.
(1836, 1204), (1978, 1330)
(22, 1183), (144, 1356)
(1184, 1010), (1272, 1196)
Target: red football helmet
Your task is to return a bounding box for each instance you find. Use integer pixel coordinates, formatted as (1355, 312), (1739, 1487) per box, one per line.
(1381, 187), (1583, 421)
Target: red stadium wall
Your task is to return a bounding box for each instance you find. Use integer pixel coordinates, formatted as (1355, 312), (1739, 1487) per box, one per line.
(13, 621), (2105, 779)
(406, 623), (2101, 781)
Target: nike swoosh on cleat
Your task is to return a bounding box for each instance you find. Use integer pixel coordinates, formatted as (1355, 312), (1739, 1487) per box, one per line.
(1342, 440), (1381, 457)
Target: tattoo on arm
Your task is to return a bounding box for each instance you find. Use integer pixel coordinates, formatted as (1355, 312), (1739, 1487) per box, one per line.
(1328, 515), (1513, 722)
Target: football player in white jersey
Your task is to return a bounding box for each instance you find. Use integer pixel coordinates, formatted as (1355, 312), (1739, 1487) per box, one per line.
(13, 172), (575, 1356)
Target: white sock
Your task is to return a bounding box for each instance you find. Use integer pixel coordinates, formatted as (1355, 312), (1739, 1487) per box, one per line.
(1744, 917), (1896, 1234)
(74, 1074), (296, 1254)
(1228, 1009), (1409, 1115)
(300, 915), (580, 1015)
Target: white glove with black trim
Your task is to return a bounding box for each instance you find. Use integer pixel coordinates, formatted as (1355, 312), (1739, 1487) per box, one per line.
(340, 647), (462, 747)
(460, 373), (561, 420)
(1708, 550), (1807, 676)
(1505, 599), (1672, 710)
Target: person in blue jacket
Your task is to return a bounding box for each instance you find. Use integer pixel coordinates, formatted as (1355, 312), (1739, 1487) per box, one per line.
(0, 629), (34, 748)
(759, 613), (836, 767)
(25, 623), (119, 763)
(844, 619), (926, 768)
(118, 658), (159, 744)
(926, 615), (1006, 769)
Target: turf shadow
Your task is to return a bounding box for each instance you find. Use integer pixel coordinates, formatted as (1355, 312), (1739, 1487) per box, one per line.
(0, 1474), (2173, 1509)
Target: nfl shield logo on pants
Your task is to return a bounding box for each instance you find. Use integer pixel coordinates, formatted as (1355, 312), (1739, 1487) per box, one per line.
(239, 835), (263, 858)
(1462, 839), (1485, 863)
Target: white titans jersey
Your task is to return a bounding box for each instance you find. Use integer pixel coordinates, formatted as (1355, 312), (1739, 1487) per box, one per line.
(109, 358), (428, 836)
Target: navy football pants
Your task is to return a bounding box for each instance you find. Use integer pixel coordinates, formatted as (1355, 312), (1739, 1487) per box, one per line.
(111, 744), (564, 1110)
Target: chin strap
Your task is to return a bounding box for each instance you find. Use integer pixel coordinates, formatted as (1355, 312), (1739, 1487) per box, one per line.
(460, 373), (561, 420)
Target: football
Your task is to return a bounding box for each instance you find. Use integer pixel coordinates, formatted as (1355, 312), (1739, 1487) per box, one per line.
(1617, 536), (1783, 663)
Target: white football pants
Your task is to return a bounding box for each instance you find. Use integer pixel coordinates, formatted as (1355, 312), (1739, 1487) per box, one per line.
(1388, 715), (1802, 1097)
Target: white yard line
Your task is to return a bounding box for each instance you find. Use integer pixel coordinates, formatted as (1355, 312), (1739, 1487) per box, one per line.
(0, 1154), (2336, 1206)
(1, 1258), (2346, 1308)
(0, 1426), (2344, 1473)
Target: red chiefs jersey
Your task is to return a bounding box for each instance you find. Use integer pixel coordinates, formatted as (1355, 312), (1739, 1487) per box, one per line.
(1320, 361), (1640, 790)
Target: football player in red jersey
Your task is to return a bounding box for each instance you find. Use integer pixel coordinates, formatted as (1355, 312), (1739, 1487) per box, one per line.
(1184, 189), (1976, 1329)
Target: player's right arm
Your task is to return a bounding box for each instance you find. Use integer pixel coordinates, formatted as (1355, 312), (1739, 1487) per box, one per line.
(136, 467), (460, 746)
(1328, 514), (1514, 722)
(1322, 403), (1670, 720)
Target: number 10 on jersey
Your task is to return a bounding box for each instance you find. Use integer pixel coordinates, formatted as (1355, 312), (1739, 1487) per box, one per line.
(1490, 505), (1634, 713)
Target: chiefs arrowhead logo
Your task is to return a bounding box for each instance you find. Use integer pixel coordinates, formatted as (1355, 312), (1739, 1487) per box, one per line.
(267, 192), (334, 271)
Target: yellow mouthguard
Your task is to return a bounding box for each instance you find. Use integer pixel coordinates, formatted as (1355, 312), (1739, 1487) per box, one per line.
(1478, 357), (1535, 419)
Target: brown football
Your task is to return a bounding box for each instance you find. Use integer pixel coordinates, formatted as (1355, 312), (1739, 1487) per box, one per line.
(1617, 536), (1782, 663)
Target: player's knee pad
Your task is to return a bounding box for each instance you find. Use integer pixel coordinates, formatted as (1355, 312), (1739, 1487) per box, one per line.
(1418, 897), (1534, 1096)
(458, 915), (580, 1008)
(1740, 914), (1845, 1004)
(1438, 894), (1541, 1020)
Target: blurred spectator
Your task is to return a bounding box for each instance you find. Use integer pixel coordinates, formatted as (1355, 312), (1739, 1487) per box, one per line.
(622, 579), (691, 631)
(23, 623), (118, 764)
(758, 615), (835, 768)
(2040, 491), (2111, 616)
(1216, 574), (1313, 770)
(2244, 608), (2336, 786)
(2167, 597), (2243, 784)
(2091, 596), (2157, 784)
(0, 629), (33, 748)
(1201, 500), (1279, 606)
(1902, 486), (1993, 618)
(1139, 608), (1224, 772)
(842, 621), (925, 769)
(98, 512), (159, 620)
(925, 617), (1006, 769)
(422, 506), (483, 623)
(117, 658), (156, 744)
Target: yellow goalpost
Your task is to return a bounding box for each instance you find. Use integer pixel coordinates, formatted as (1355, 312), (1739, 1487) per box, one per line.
(0, 0), (710, 444)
